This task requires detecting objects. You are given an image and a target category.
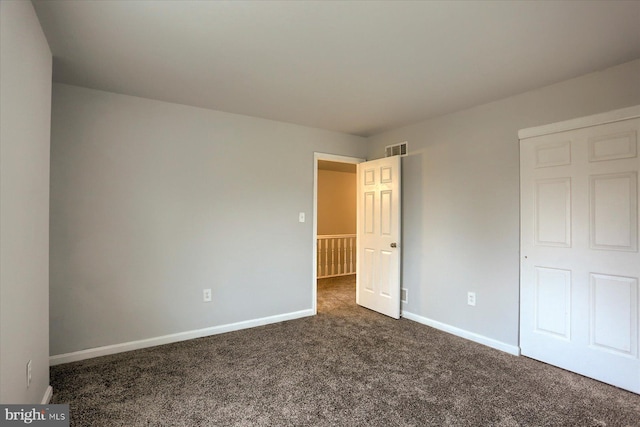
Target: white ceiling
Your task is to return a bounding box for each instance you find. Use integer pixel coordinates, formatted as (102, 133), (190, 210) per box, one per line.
(33, 1), (640, 137)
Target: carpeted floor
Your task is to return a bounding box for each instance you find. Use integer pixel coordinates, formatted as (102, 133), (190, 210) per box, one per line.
(51, 275), (640, 426)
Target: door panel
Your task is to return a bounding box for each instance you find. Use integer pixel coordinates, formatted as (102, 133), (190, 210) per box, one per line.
(588, 130), (637, 162)
(534, 178), (571, 247)
(363, 249), (375, 292)
(534, 267), (571, 340)
(520, 115), (640, 393)
(589, 274), (638, 356)
(357, 156), (401, 319)
(589, 172), (637, 251)
(379, 251), (392, 297)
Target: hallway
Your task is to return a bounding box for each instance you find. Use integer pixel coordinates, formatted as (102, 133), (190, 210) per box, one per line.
(317, 274), (356, 314)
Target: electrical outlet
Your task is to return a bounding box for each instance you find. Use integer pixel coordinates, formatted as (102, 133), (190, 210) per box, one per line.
(467, 292), (476, 306)
(203, 289), (212, 302)
(27, 360), (32, 388)
(401, 288), (408, 303)
(298, 212), (305, 223)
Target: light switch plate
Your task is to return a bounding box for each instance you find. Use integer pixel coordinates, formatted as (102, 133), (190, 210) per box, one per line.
(299, 212), (305, 223)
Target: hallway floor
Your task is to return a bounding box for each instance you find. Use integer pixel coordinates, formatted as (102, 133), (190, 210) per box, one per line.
(317, 274), (356, 313)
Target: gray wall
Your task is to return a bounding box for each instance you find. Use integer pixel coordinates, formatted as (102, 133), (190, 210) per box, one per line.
(366, 59), (640, 347)
(50, 84), (367, 356)
(47, 51), (640, 357)
(0, 1), (52, 403)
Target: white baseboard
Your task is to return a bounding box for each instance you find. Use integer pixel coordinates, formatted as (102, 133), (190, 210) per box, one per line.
(401, 311), (521, 356)
(41, 385), (53, 404)
(50, 309), (314, 366)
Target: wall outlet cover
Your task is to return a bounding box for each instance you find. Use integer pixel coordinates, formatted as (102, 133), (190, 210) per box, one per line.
(467, 292), (476, 306)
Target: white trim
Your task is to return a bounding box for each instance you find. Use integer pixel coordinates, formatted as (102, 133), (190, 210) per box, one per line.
(312, 153), (365, 315)
(402, 311), (521, 356)
(41, 385), (53, 404)
(315, 153), (366, 164)
(518, 105), (640, 140)
(49, 309), (313, 366)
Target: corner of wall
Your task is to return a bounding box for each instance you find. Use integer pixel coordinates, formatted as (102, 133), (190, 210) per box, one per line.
(0, 0), (52, 404)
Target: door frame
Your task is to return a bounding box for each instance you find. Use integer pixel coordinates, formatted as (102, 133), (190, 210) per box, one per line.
(312, 152), (365, 314)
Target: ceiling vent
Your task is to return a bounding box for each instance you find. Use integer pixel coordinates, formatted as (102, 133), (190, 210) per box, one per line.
(385, 141), (408, 157)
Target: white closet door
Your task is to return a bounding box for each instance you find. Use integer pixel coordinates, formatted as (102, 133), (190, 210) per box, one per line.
(520, 113), (640, 393)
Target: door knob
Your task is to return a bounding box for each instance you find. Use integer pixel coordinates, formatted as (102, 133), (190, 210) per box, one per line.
(390, 243), (397, 248)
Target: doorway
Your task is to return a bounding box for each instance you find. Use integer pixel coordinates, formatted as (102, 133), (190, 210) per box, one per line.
(312, 153), (363, 314)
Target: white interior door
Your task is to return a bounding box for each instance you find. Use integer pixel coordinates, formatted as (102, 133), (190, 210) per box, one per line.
(520, 112), (640, 393)
(356, 156), (401, 319)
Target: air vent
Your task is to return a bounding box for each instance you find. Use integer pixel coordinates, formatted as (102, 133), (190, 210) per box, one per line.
(385, 141), (408, 157)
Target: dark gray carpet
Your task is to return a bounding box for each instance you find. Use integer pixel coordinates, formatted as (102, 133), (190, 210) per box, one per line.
(51, 275), (640, 426)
